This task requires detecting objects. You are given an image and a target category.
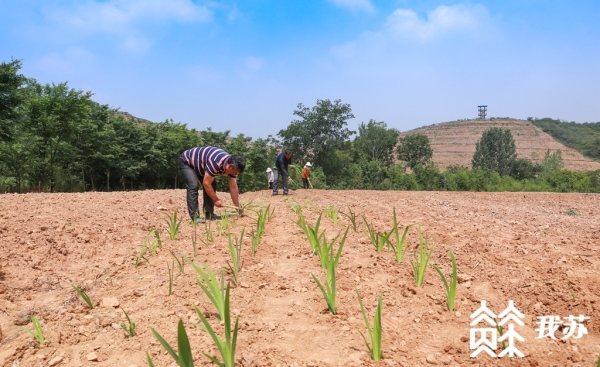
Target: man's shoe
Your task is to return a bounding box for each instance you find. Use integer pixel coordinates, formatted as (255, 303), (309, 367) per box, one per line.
(205, 212), (222, 220)
(272, 193), (278, 196)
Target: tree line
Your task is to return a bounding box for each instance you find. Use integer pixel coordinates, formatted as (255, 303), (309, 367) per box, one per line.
(1, 59), (599, 194)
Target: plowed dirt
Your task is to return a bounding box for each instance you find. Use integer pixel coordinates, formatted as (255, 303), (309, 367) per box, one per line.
(0, 189), (599, 367)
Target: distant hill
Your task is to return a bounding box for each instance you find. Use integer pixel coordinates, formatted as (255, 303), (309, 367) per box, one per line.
(115, 111), (155, 126)
(403, 119), (600, 172)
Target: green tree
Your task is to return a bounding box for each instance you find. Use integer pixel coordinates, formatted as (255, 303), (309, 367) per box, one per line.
(226, 134), (278, 193)
(471, 128), (516, 176)
(23, 81), (93, 191)
(510, 157), (541, 180)
(0, 59), (26, 141)
(540, 149), (564, 177)
(278, 99), (355, 183)
(200, 127), (230, 148)
(354, 119), (399, 167)
(396, 133), (433, 170)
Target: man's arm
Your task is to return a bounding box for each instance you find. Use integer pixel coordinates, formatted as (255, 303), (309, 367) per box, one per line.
(202, 175), (223, 207)
(228, 176), (240, 208)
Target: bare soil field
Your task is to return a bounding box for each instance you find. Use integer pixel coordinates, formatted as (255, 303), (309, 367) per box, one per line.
(0, 189), (599, 367)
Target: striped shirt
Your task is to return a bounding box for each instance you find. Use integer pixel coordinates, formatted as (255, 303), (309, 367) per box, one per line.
(180, 147), (236, 178)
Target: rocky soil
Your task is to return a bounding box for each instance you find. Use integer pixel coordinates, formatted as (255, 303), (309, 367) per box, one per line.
(0, 188), (599, 367)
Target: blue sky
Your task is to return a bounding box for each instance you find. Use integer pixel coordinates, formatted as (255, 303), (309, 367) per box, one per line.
(2, 1), (599, 139)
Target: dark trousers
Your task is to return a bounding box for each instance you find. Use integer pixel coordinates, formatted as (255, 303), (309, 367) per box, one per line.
(178, 158), (217, 220)
(302, 178), (309, 189)
(272, 168), (289, 195)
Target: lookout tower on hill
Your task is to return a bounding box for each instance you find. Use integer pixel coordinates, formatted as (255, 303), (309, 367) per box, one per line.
(478, 105), (487, 119)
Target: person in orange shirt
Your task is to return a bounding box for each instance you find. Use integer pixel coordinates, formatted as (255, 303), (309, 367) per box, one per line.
(301, 162), (312, 189)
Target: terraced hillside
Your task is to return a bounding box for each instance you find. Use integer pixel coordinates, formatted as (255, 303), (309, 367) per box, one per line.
(405, 119), (600, 172)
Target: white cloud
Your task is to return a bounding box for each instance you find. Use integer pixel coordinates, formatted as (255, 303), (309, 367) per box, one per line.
(327, 0), (375, 13)
(121, 35), (152, 53)
(384, 4), (488, 41)
(45, 0), (214, 33)
(34, 47), (95, 76)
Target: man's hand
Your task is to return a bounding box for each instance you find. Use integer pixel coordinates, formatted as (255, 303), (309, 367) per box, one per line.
(238, 207), (244, 217)
(214, 199), (223, 208)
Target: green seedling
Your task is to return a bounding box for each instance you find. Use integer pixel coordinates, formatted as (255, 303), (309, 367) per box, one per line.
(239, 201), (260, 213)
(168, 261), (174, 295)
(204, 218), (214, 244)
(265, 203), (275, 221)
(494, 318), (506, 350)
(315, 227), (348, 270)
(19, 315), (45, 344)
(596, 353), (600, 367)
(194, 282), (239, 367)
(390, 209), (415, 263)
(149, 319), (195, 367)
(250, 232), (260, 257)
(250, 209), (268, 256)
(356, 288), (382, 361)
(340, 206), (359, 232)
(216, 211), (231, 236)
(226, 228), (245, 286)
(567, 281), (576, 299)
(326, 205), (338, 225)
(362, 216), (392, 252)
(72, 285), (94, 309)
(565, 208), (578, 216)
(312, 261), (337, 314)
(171, 251), (185, 274)
(410, 225), (433, 287)
(187, 257), (226, 320)
(120, 309), (137, 338)
(136, 227), (163, 266)
(432, 248), (458, 311)
(146, 351), (155, 367)
(135, 248), (149, 267)
(294, 212), (324, 253)
(164, 210), (182, 240)
(290, 203), (306, 216)
(191, 232), (198, 257)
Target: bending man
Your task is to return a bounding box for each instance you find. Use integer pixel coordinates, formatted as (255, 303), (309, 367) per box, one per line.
(179, 146), (245, 221)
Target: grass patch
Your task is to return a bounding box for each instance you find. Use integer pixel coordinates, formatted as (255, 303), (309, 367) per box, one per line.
(356, 288), (382, 361)
(315, 227), (348, 270)
(294, 212), (324, 254)
(312, 261), (337, 314)
(72, 285), (94, 309)
(340, 206), (359, 232)
(136, 227), (162, 267)
(171, 251), (185, 274)
(149, 319), (194, 367)
(390, 208), (414, 263)
(226, 228), (245, 286)
(325, 205), (338, 224)
(193, 282), (239, 367)
(120, 309), (137, 338)
(216, 210), (231, 236)
(167, 260), (175, 295)
(187, 257), (226, 320)
(432, 248), (457, 311)
(163, 210), (182, 240)
(19, 315), (45, 344)
(362, 216), (392, 252)
(250, 206), (270, 256)
(410, 225), (433, 287)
